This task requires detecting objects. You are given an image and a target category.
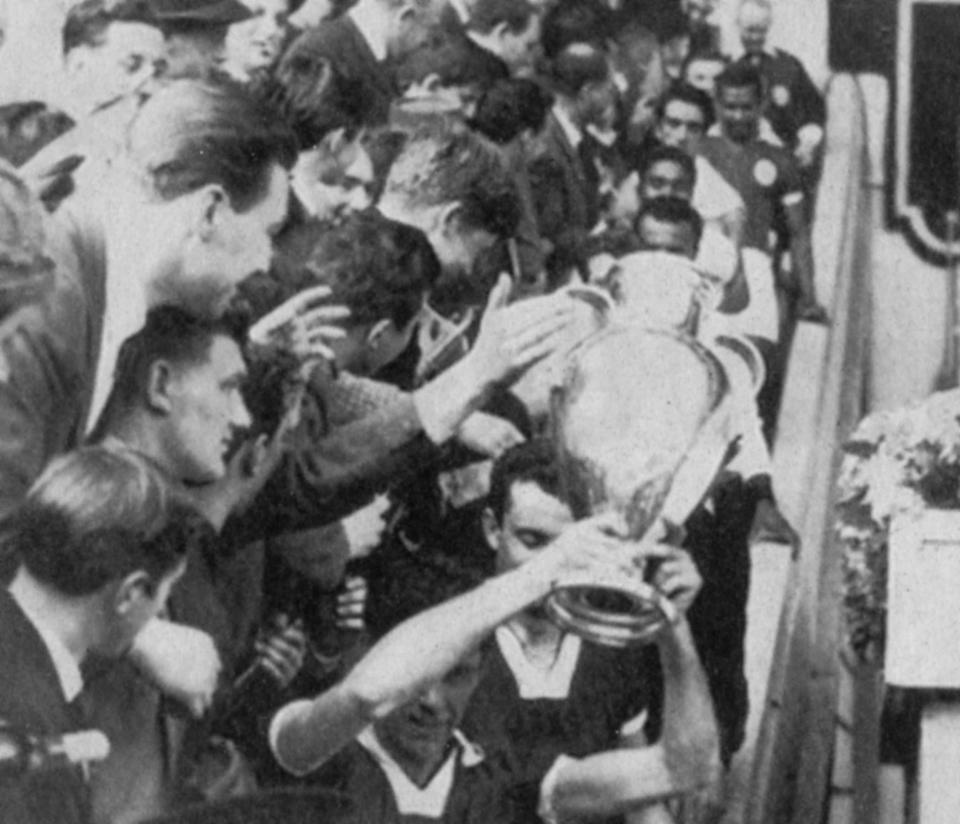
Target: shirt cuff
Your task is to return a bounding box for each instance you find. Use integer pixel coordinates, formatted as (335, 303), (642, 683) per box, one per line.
(267, 699), (316, 777)
(538, 754), (578, 824)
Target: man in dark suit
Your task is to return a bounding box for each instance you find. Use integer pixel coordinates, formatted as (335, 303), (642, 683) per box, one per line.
(528, 42), (617, 281)
(731, 0), (825, 170)
(275, 0), (432, 141)
(0, 445), (195, 824)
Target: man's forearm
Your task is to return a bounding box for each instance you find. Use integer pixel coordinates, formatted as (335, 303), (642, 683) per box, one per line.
(658, 620), (720, 791)
(272, 560), (552, 774)
(546, 621), (718, 820)
(413, 351), (492, 443)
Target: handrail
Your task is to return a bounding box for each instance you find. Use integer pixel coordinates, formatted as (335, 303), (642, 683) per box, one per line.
(740, 74), (872, 824)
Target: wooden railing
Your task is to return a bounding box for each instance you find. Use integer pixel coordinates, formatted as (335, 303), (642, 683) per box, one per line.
(730, 74), (872, 824)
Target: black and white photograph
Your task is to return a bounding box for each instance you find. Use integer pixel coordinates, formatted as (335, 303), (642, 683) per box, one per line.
(0, 0), (944, 822)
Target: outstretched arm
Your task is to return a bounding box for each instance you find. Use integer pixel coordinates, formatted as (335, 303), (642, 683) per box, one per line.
(270, 514), (643, 775)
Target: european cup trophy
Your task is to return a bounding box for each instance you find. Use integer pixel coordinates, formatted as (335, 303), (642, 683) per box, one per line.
(547, 285), (736, 646)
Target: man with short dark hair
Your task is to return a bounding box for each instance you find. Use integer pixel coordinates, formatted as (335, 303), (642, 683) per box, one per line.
(635, 195), (703, 258)
(654, 82), (746, 245)
(700, 62), (826, 327)
(529, 42), (618, 279)
(462, 440), (712, 823)
(0, 445), (196, 824)
(0, 77), (298, 524)
(62, 0), (164, 116)
(462, 0), (540, 77)
(0, 0), (160, 170)
(275, 0), (430, 137)
(268, 464), (714, 823)
(639, 144), (697, 201)
(377, 124), (522, 312)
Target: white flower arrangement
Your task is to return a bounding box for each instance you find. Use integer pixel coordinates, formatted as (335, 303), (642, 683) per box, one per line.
(837, 389), (960, 663)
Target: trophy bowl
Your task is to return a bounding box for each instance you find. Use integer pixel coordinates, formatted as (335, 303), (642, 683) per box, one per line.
(548, 323), (733, 646)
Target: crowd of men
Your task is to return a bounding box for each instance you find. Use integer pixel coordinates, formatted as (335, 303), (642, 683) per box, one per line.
(0, 0), (829, 821)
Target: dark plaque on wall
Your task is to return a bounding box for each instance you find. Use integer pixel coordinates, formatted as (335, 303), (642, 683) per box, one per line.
(890, 0), (960, 262)
(829, 0), (897, 75)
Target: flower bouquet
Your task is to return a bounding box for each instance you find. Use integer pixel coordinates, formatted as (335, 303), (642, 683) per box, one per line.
(837, 389), (960, 664)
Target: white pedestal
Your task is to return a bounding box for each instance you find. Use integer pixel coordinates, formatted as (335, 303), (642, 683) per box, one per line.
(886, 510), (960, 688)
(918, 702), (960, 824)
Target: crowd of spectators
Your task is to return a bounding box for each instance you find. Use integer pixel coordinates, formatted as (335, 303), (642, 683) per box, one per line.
(0, 0), (828, 822)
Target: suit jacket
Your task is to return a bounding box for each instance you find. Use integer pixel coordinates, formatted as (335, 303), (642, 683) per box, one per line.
(733, 49), (826, 148)
(527, 111), (597, 269)
(277, 15), (398, 135)
(0, 591), (91, 824)
(0, 194), (105, 539)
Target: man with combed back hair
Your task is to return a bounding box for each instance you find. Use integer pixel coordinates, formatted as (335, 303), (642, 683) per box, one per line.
(0, 445), (199, 824)
(275, 0), (433, 136)
(0, 76), (324, 761)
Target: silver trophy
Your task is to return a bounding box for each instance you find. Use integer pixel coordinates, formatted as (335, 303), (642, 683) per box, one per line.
(548, 321), (734, 646)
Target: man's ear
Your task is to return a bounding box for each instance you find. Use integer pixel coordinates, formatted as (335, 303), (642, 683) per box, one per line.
(365, 318), (395, 349)
(438, 202), (464, 239)
(193, 184), (229, 243)
(113, 571), (154, 617)
(146, 360), (175, 414)
(481, 507), (501, 553)
(64, 47), (88, 78)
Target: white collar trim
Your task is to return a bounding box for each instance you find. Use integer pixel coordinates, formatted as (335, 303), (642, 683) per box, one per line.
(496, 625), (581, 699)
(357, 727), (485, 817)
(552, 104), (582, 150)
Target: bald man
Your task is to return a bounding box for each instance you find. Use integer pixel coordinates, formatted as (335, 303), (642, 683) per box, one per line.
(731, 0), (825, 169)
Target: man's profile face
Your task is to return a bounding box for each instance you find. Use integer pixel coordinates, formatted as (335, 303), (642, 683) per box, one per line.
(70, 21), (164, 110)
(641, 159), (694, 202)
(427, 213), (498, 301)
(578, 76), (618, 133)
(226, 0), (289, 75)
(179, 163), (290, 315)
(166, 335), (252, 483)
(657, 99), (706, 154)
(716, 84), (761, 143)
(374, 646), (485, 771)
(636, 215), (698, 259)
(293, 142), (374, 222)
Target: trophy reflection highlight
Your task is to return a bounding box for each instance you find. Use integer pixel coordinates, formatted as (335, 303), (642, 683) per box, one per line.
(548, 318), (735, 647)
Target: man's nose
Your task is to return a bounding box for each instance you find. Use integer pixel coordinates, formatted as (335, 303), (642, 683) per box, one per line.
(233, 400), (253, 431)
(419, 684), (447, 715)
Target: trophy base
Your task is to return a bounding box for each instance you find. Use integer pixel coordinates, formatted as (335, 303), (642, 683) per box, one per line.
(545, 582), (678, 647)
